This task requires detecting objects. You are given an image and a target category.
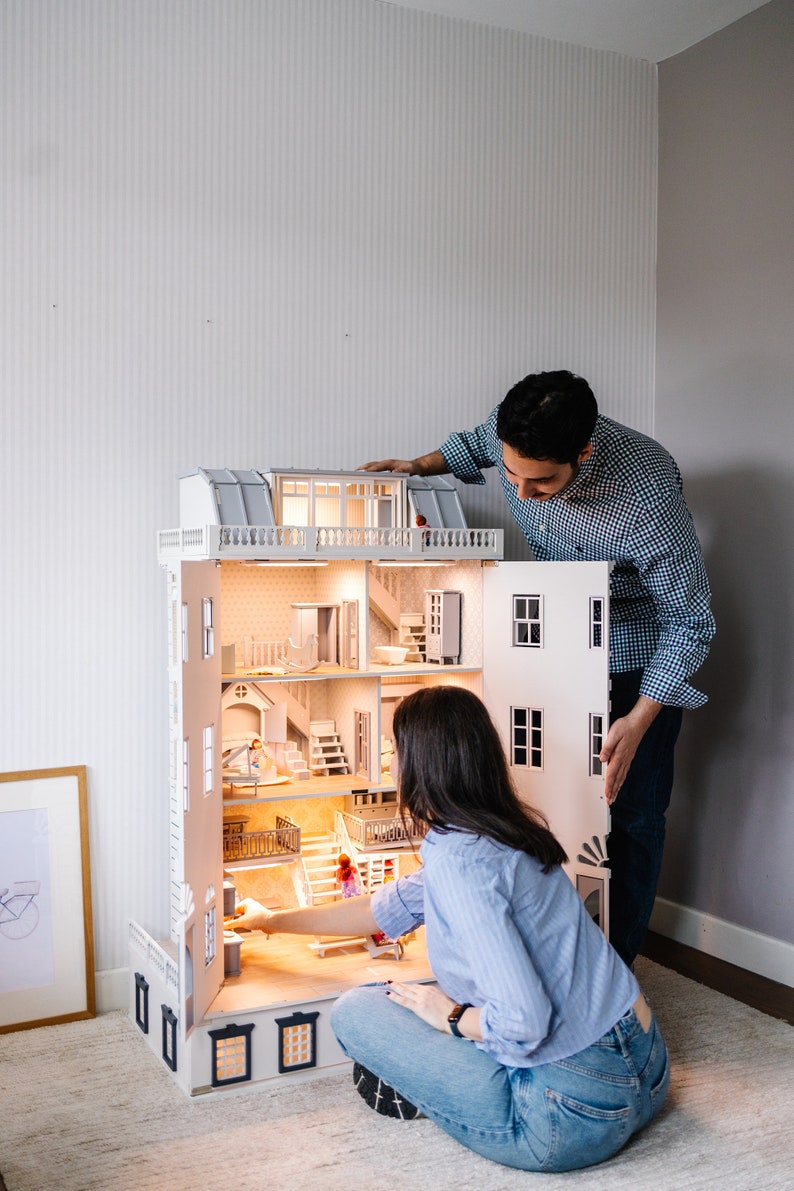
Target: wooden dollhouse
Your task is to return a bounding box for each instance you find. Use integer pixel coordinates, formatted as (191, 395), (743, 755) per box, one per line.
(129, 467), (612, 1095)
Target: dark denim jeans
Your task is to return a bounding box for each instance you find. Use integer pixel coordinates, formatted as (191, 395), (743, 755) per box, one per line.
(607, 669), (683, 966)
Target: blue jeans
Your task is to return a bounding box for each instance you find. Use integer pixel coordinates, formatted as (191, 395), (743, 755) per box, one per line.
(330, 985), (669, 1172)
(607, 670), (683, 967)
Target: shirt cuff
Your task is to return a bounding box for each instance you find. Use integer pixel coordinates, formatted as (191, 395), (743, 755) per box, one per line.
(370, 880), (424, 939)
(638, 671), (709, 709)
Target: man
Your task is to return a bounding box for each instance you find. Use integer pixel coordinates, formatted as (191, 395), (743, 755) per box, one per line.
(361, 370), (715, 966)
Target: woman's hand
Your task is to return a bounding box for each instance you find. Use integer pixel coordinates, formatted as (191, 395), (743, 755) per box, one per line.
(386, 981), (457, 1031)
(229, 897), (274, 933)
(385, 982), (481, 1042)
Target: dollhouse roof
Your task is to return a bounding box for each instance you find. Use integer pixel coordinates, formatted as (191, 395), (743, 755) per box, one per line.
(159, 466), (503, 562)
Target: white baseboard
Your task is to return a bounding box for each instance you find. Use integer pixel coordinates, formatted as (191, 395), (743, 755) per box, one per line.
(95, 966), (129, 1013)
(650, 897), (794, 988)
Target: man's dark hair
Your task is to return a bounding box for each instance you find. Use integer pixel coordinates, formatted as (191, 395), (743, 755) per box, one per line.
(393, 686), (567, 872)
(496, 370), (598, 464)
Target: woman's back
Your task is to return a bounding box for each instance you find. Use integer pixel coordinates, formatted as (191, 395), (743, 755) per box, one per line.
(418, 827), (638, 1067)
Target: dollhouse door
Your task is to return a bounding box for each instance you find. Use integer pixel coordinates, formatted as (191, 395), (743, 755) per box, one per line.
(342, 599), (359, 669)
(482, 560), (612, 934)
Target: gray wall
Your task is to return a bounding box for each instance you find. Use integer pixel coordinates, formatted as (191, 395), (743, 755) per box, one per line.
(656, 0), (794, 949)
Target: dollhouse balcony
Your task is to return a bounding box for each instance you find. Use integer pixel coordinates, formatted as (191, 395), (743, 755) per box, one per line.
(128, 921), (180, 994)
(157, 524), (503, 563)
(340, 811), (422, 850)
(222, 821), (301, 869)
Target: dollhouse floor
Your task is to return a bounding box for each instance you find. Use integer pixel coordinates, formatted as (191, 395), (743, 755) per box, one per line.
(205, 927), (434, 1019)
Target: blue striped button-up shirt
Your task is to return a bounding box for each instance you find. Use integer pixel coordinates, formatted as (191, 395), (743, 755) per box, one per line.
(440, 410), (715, 708)
(372, 828), (639, 1067)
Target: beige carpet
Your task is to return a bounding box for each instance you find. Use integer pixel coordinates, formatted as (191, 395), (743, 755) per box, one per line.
(1, 958), (793, 1191)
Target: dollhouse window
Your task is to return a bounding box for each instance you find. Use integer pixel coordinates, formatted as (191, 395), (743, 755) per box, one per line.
(313, 481), (342, 526)
(203, 725), (214, 795)
(161, 1005), (178, 1071)
(372, 481), (398, 528)
(342, 480), (398, 528)
(134, 973), (149, 1034)
(201, 597), (214, 658)
(513, 595), (543, 647)
(209, 1023), (254, 1087)
(280, 479), (310, 525)
(182, 739), (190, 812)
(345, 481), (368, 528)
(511, 707), (544, 769)
(204, 905), (216, 966)
(576, 873), (605, 928)
(276, 1010), (320, 1073)
(589, 714), (605, 776)
(590, 598), (604, 648)
(181, 603), (189, 662)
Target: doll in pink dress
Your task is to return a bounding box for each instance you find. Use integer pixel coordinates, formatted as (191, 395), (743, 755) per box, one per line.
(336, 854), (362, 898)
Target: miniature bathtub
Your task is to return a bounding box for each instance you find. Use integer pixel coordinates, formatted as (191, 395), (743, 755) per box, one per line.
(373, 645), (409, 665)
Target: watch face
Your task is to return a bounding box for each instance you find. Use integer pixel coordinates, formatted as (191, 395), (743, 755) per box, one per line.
(448, 1003), (470, 1030)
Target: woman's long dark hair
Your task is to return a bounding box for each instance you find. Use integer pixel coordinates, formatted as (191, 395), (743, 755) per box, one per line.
(393, 686), (567, 871)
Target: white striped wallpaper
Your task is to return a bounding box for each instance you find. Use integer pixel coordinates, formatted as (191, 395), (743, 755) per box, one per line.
(1, 0), (657, 975)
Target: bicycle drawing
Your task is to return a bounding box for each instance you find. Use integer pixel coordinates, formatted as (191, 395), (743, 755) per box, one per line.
(0, 881), (41, 940)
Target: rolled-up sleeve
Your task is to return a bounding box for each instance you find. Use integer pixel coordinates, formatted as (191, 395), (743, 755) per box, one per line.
(439, 410), (500, 484)
(629, 494), (716, 708)
(371, 869), (426, 939)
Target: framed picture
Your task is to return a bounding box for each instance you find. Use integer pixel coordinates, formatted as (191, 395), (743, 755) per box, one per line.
(0, 766), (95, 1032)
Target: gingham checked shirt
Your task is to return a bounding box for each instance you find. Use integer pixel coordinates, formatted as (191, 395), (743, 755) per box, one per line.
(440, 410), (715, 708)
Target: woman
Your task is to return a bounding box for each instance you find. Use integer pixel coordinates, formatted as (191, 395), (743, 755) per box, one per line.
(235, 687), (669, 1172)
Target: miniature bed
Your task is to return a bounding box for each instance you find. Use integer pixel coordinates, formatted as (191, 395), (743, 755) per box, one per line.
(221, 738), (293, 791)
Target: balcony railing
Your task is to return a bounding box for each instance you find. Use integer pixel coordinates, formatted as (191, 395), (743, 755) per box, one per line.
(158, 524), (503, 562)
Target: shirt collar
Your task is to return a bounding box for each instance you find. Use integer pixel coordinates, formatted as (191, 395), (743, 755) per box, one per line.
(556, 417), (602, 501)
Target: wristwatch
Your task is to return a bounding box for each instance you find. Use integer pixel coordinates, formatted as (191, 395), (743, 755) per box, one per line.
(447, 1002), (473, 1038)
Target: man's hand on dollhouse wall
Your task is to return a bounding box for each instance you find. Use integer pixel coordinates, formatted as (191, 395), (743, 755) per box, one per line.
(229, 898), (274, 933)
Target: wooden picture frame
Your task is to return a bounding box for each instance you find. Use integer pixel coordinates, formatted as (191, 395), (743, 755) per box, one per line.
(0, 766), (95, 1032)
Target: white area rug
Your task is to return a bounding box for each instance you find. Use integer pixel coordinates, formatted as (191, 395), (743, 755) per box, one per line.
(1, 958), (793, 1191)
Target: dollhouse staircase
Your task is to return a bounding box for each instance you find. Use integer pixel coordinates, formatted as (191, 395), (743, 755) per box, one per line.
(298, 832), (344, 904)
(309, 721), (350, 776)
(294, 831), (378, 958)
(368, 567), (401, 632)
(282, 741), (311, 780)
(399, 612), (426, 662)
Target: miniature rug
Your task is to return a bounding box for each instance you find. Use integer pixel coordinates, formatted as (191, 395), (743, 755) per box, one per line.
(0, 958), (792, 1191)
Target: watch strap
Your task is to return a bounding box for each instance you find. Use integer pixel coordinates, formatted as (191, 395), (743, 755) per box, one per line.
(447, 1002), (473, 1037)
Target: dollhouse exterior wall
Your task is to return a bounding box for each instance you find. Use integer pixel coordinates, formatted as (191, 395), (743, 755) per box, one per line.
(482, 561), (611, 928)
(167, 561), (225, 1030)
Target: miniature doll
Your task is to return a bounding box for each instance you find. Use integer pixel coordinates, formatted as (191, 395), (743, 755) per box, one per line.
(415, 513), (431, 544)
(336, 853), (362, 898)
(249, 738), (265, 768)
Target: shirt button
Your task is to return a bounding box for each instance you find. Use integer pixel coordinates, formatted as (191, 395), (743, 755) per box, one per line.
(538, 524), (545, 533)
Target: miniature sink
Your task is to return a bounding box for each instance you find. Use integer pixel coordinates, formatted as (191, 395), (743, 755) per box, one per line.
(373, 645), (409, 665)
